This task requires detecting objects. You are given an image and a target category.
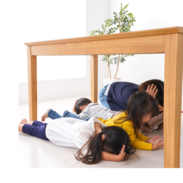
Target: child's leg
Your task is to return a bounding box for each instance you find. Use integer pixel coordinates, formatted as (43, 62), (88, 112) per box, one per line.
(141, 112), (163, 133)
(41, 109), (62, 121)
(99, 84), (110, 109)
(18, 119), (34, 132)
(63, 110), (90, 121)
(18, 119), (49, 140)
(18, 118), (41, 132)
(63, 110), (80, 118)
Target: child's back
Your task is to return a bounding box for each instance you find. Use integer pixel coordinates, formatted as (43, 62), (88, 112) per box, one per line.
(46, 117), (106, 149)
(78, 103), (118, 120)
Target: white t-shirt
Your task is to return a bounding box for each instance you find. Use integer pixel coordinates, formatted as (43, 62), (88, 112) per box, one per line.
(45, 117), (106, 150)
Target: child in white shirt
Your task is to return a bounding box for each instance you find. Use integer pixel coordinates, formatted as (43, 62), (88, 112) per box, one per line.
(18, 117), (135, 164)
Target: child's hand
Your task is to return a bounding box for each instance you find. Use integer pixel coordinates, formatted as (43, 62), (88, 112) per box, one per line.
(151, 139), (164, 150)
(146, 135), (160, 144)
(118, 145), (126, 161)
(158, 105), (164, 112)
(146, 135), (164, 150)
(102, 145), (126, 162)
(146, 84), (158, 99)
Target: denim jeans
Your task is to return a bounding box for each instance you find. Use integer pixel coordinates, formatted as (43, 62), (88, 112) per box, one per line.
(63, 110), (90, 121)
(47, 109), (62, 119)
(47, 109), (90, 121)
(99, 84), (110, 109)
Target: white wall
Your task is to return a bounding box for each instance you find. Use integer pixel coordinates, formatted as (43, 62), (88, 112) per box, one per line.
(108, 0), (183, 109)
(86, 0), (109, 94)
(18, 0), (86, 83)
(16, 0), (183, 107)
(18, 0), (109, 104)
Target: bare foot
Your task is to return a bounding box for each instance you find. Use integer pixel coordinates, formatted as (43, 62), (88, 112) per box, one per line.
(41, 108), (51, 121)
(18, 118), (28, 132)
(19, 118), (27, 124)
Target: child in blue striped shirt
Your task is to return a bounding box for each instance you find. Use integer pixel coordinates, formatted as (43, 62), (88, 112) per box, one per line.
(41, 97), (122, 122)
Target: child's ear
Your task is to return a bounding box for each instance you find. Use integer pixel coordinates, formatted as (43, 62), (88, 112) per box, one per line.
(80, 104), (88, 111)
(80, 105), (85, 110)
(101, 134), (105, 141)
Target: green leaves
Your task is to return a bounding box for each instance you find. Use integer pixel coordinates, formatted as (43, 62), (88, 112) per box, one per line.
(128, 13), (133, 18)
(107, 27), (118, 34)
(102, 55), (113, 66)
(111, 54), (134, 65)
(90, 3), (136, 68)
(89, 29), (105, 36)
(123, 3), (129, 10)
(104, 18), (113, 27)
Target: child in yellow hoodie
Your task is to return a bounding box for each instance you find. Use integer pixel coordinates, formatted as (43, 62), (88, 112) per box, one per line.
(98, 91), (164, 151)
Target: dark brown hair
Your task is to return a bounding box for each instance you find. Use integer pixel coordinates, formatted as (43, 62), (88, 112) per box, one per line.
(74, 98), (92, 114)
(114, 91), (159, 137)
(75, 126), (135, 164)
(138, 79), (164, 106)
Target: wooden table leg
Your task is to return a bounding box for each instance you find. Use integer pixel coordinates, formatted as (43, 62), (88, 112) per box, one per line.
(90, 55), (98, 103)
(27, 46), (37, 121)
(164, 33), (183, 168)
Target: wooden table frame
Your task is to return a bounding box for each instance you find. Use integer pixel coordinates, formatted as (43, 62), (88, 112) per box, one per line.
(25, 27), (183, 168)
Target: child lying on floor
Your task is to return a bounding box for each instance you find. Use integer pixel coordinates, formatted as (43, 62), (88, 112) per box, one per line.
(41, 91), (164, 151)
(42, 96), (163, 133)
(18, 117), (135, 164)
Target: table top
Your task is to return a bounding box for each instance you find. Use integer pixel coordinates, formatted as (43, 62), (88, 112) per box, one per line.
(25, 26), (183, 46)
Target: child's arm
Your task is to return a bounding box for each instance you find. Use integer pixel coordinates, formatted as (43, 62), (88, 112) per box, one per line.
(94, 122), (102, 134)
(137, 132), (150, 141)
(102, 145), (126, 162)
(122, 123), (152, 150)
(137, 133), (164, 150)
(78, 110), (89, 119)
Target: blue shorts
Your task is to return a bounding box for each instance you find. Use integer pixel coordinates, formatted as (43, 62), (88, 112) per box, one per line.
(22, 121), (49, 141)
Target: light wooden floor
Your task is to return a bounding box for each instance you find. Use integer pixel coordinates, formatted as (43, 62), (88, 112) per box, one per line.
(18, 95), (183, 168)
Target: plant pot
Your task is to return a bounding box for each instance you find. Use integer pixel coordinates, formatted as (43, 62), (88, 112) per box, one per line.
(103, 78), (121, 86)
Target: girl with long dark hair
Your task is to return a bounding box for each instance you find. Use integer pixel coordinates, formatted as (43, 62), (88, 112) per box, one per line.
(98, 91), (164, 151)
(18, 117), (135, 164)
(99, 79), (164, 131)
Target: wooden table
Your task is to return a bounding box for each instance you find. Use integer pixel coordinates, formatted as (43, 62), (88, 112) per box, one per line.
(25, 27), (183, 168)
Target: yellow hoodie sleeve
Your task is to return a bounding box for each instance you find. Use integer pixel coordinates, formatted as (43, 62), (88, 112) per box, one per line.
(137, 133), (149, 142)
(98, 112), (152, 150)
(122, 122), (152, 151)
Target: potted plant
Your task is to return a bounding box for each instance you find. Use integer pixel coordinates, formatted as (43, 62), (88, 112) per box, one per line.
(90, 3), (136, 85)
